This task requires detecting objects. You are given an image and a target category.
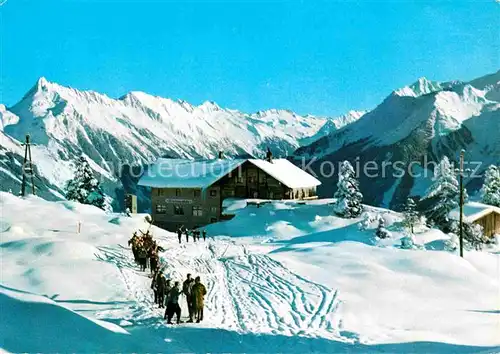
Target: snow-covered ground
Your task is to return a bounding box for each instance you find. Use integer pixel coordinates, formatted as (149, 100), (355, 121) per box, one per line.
(1, 193), (499, 352)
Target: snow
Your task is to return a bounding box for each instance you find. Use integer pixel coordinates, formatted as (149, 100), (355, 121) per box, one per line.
(139, 158), (321, 189)
(448, 201), (500, 223)
(247, 158), (321, 188)
(138, 158), (246, 189)
(1, 193), (500, 352)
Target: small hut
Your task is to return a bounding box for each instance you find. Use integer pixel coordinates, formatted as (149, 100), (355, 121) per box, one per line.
(449, 202), (500, 238)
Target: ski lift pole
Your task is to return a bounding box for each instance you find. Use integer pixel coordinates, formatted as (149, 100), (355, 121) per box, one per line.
(458, 150), (464, 258)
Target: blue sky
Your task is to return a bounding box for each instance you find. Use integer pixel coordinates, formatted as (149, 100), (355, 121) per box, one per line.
(1, 0), (498, 116)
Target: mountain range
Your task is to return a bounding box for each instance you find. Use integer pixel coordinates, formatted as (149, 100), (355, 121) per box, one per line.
(0, 78), (362, 206)
(294, 70), (500, 209)
(1, 70), (498, 209)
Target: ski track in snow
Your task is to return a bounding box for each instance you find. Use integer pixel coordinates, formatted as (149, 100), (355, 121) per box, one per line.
(95, 237), (343, 340)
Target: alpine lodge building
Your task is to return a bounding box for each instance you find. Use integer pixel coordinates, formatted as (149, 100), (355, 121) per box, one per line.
(138, 153), (321, 231)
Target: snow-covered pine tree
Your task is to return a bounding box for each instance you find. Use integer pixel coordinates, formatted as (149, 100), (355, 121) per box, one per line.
(333, 161), (363, 218)
(451, 221), (487, 250)
(481, 165), (500, 207)
(403, 198), (419, 233)
(423, 156), (463, 228)
(375, 215), (391, 239)
(65, 156), (106, 210)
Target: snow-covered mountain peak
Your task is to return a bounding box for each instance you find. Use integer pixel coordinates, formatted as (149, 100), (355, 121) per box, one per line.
(0, 104), (20, 131)
(197, 100), (222, 113)
(36, 76), (50, 89)
(394, 76), (443, 97)
(253, 108), (295, 119)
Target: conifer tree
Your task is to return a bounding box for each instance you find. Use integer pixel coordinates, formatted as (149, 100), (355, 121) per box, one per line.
(423, 157), (463, 227)
(333, 161), (363, 218)
(375, 215), (391, 239)
(403, 198), (419, 233)
(65, 156), (106, 210)
(481, 165), (500, 207)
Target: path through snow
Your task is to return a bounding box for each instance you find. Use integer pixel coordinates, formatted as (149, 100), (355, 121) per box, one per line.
(95, 236), (343, 341)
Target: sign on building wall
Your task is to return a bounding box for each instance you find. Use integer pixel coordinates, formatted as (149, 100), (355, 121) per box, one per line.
(165, 198), (193, 204)
(125, 194), (137, 213)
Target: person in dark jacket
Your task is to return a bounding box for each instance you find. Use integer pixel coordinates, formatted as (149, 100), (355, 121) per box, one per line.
(164, 279), (172, 306)
(164, 281), (182, 324)
(182, 273), (195, 322)
(156, 271), (167, 308)
(150, 250), (159, 275)
(177, 228), (182, 244)
(202, 229), (207, 241)
(151, 268), (160, 304)
(128, 232), (139, 261)
(184, 228), (189, 243)
(137, 244), (147, 271)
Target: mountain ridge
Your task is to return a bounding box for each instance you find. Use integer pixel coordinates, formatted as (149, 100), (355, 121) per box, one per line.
(294, 70), (500, 208)
(0, 77), (364, 206)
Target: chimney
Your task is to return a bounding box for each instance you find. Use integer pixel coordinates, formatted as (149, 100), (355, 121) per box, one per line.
(218, 151), (224, 159)
(266, 147), (273, 163)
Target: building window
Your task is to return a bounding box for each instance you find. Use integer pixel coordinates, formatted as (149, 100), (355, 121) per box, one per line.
(236, 176), (243, 184)
(194, 189), (201, 198)
(210, 206), (217, 214)
(223, 189), (235, 197)
(269, 191), (274, 199)
(253, 191), (258, 198)
(210, 189), (217, 197)
(193, 206), (203, 216)
(248, 176), (256, 183)
(156, 204), (167, 213)
(174, 205), (184, 215)
(175, 188), (181, 196)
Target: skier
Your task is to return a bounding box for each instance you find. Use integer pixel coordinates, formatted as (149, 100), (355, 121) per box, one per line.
(184, 228), (189, 243)
(128, 232), (139, 262)
(150, 268), (160, 305)
(191, 276), (207, 323)
(177, 228), (182, 244)
(150, 249), (159, 275)
(156, 271), (167, 309)
(137, 243), (147, 271)
(182, 273), (195, 322)
(164, 278), (172, 307)
(202, 229), (207, 241)
(164, 281), (182, 324)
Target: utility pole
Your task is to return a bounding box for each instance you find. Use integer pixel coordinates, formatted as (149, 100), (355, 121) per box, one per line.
(458, 150), (465, 258)
(20, 134), (36, 197)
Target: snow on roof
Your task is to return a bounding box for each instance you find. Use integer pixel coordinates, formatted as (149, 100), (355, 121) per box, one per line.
(138, 158), (246, 189)
(138, 158), (321, 189)
(247, 158), (321, 189)
(448, 202), (500, 223)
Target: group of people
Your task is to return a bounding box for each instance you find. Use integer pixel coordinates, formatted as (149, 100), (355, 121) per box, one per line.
(176, 227), (207, 244)
(128, 229), (208, 325)
(128, 229), (164, 273)
(151, 272), (207, 324)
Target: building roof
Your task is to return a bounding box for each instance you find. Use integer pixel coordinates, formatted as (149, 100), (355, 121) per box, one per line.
(138, 158), (246, 189)
(448, 202), (500, 223)
(246, 158), (321, 189)
(138, 158), (321, 189)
